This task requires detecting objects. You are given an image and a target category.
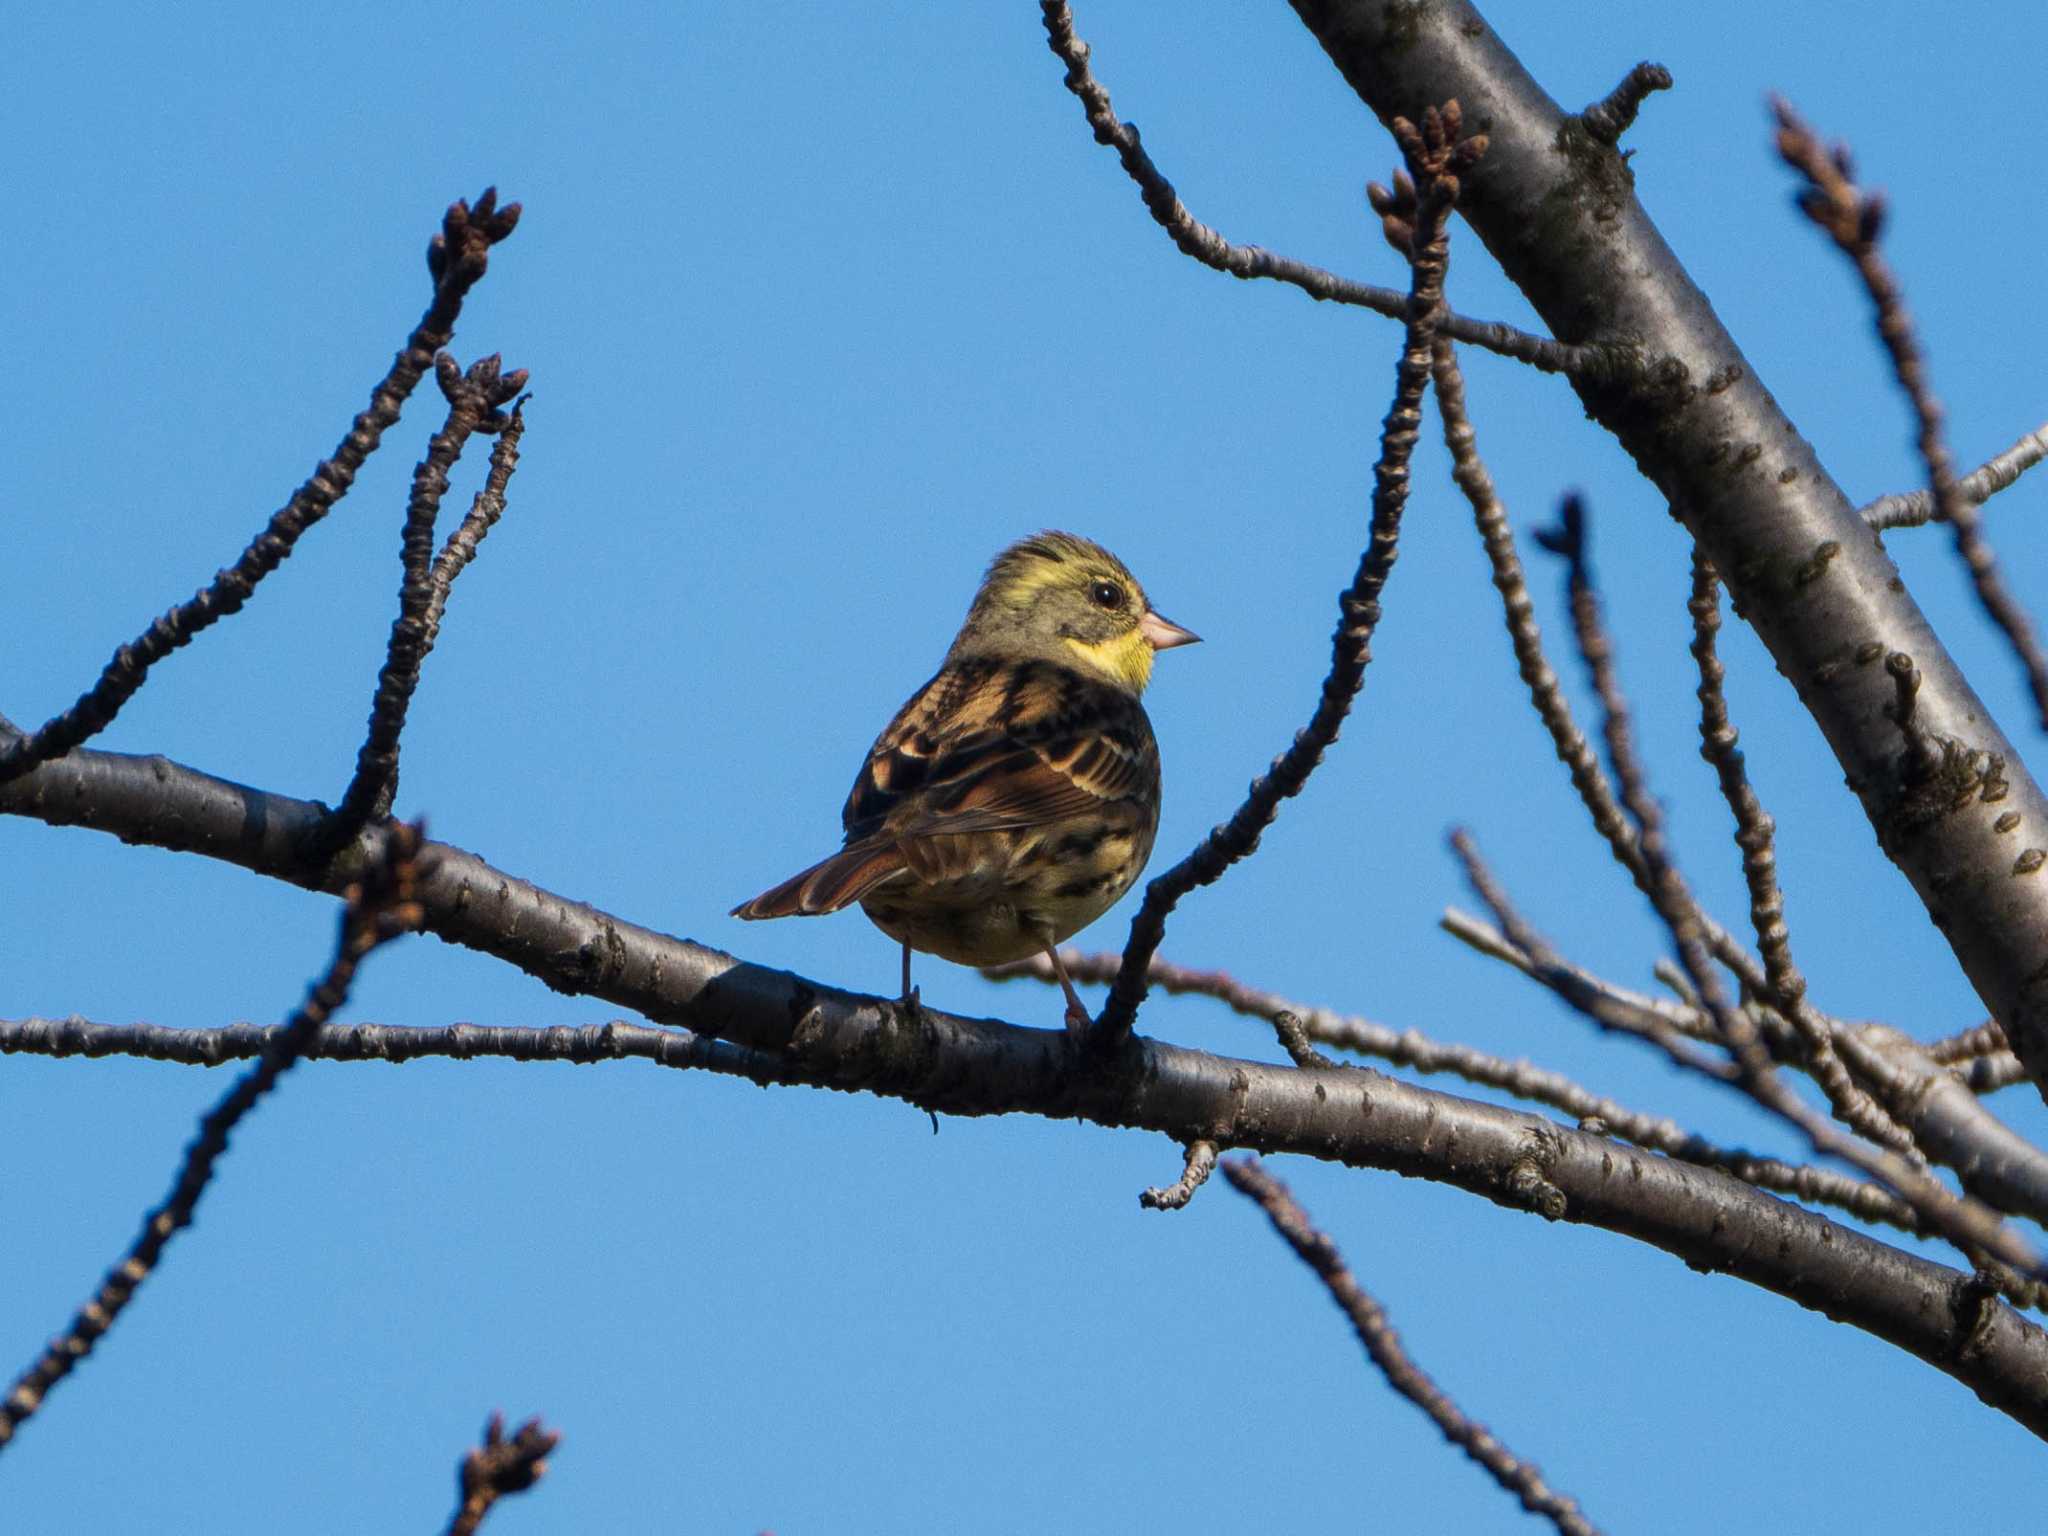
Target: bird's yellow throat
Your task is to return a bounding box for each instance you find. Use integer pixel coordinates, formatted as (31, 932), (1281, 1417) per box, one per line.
(1065, 630), (1154, 692)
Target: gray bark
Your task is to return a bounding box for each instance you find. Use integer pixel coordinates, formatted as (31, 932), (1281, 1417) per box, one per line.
(1285, 0), (2048, 1096)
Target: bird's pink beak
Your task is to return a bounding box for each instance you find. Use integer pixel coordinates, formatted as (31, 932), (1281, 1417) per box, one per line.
(1139, 610), (1201, 651)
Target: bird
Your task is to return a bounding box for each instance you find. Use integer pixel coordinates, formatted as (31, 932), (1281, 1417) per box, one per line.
(732, 531), (1198, 1030)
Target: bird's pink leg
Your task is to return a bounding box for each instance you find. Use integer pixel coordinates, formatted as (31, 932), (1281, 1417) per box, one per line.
(1046, 946), (1092, 1034)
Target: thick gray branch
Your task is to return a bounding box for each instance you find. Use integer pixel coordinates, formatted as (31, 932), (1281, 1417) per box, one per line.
(1284, 0), (2048, 1098)
(5, 743), (2048, 1435)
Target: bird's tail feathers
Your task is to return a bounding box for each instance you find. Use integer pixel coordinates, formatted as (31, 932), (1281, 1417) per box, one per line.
(731, 840), (906, 920)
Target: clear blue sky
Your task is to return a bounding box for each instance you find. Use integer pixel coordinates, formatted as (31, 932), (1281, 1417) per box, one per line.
(5, 2), (2046, 1530)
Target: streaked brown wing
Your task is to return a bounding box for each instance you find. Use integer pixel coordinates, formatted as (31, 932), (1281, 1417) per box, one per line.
(842, 658), (1156, 843)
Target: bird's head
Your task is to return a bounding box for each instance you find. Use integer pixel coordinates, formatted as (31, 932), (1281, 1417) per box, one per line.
(951, 530), (1199, 693)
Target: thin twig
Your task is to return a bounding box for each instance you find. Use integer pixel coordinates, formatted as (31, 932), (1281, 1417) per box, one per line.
(424, 395), (529, 645)
(1092, 102), (1476, 1047)
(1224, 1157), (1604, 1536)
(1436, 912), (2048, 1235)
(0, 1015), (837, 1111)
(1578, 62), (1672, 147)
(1862, 421), (2048, 530)
(1447, 833), (1736, 1081)
(1442, 909), (1754, 1052)
(445, 1413), (559, 1536)
(1140, 1140), (1218, 1211)
(0, 191), (520, 787)
(1774, 98), (2048, 727)
(1533, 502), (2039, 1275)
(1035, 1), (1605, 378)
(1928, 1020), (2009, 1066)
(1433, 340), (1773, 1012)
(1689, 551), (1915, 1151)
(0, 823), (429, 1451)
(321, 357), (528, 850)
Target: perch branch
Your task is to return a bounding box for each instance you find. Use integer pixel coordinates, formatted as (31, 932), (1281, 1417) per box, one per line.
(7, 746), (2048, 1435)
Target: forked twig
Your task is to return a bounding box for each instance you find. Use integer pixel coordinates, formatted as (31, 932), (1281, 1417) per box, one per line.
(1035, 1), (1604, 377)
(0, 191), (521, 787)
(322, 357), (528, 851)
(1432, 340), (1780, 1021)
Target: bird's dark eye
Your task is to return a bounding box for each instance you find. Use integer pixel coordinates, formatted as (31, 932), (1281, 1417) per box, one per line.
(1088, 580), (1124, 610)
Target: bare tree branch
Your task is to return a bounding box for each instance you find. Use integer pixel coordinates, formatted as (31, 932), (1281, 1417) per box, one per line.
(6, 745), (2047, 1435)
(1521, 503), (2039, 1273)
(1037, 0), (1603, 377)
(987, 951), (1924, 1237)
(1440, 911), (2048, 1234)
(0, 191), (520, 789)
(1774, 99), (2048, 728)
(1283, 0), (2048, 1100)
(1224, 1157), (1604, 1536)
(1862, 421), (2048, 531)
(0, 823), (428, 1453)
(1094, 100), (1475, 1045)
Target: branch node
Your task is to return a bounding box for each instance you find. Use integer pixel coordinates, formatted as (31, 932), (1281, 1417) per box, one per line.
(1273, 1010), (1338, 1071)
(1140, 1139), (1219, 1211)
(446, 1412), (559, 1536)
(1505, 1157), (1569, 1220)
(1579, 62), (1673, 146)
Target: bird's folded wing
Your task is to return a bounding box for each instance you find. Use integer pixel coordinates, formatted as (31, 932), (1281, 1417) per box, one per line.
(844, 660), (1156, 841)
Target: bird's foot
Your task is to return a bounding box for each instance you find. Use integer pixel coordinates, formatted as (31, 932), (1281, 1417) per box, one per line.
(897, 985), (924, 1025)
(1063, 999), (1093, 1039)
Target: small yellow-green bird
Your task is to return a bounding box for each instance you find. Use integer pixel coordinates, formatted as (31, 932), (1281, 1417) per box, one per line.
(733, 531), (1198, 1027)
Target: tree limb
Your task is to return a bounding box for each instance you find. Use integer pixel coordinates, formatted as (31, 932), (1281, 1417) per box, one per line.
(1283, 0), (2048, 1100)
(5, 741), (2048, 1436)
